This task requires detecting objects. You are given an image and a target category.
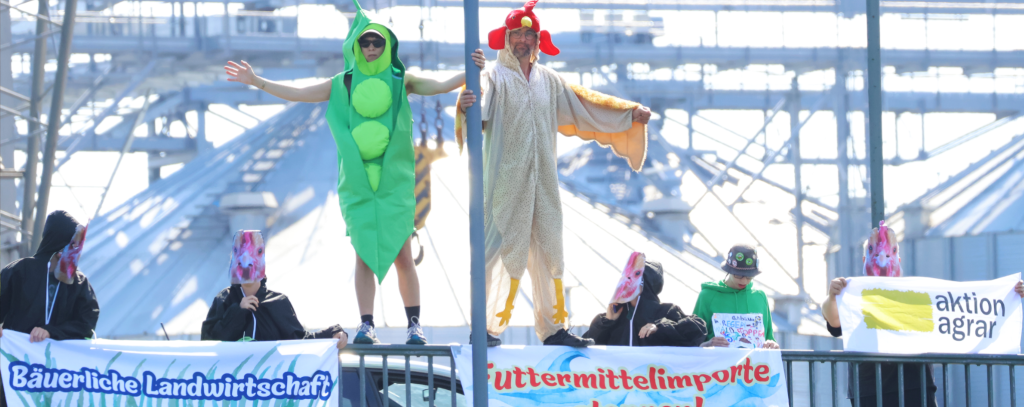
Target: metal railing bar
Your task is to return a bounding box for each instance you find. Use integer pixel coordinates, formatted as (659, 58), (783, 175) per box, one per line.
(966, 363), (972, 407)
(359, 355), (366, 407)
(1011, 365), (1017, 407)
(780, 351), (1024, 365)
(428, 355), (435, 407)
(344, 350), (348, 407)
(342, 344), (453, 357)
(854, 362), (861, 407)
(809, 361), (816, 407)
(405, 355), (412, 407)
(450, 355), (456, 407)
(876, 363), (883, 406)
(382, 356), (389, 405)
(787, 360), (794, 406)
(899, 363), (905, 407)
(925, 362), (933, 405)
(831, 361), (838, 407)
(943, 363), (949, 407)
(987, 364), (993, 407)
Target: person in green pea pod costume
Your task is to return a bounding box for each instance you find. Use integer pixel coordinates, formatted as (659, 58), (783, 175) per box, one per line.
(224, 0), (486, 345)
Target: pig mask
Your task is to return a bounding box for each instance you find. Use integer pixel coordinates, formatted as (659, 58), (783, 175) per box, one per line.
(864, 221), (901, 277)
(229, 230), (266, 284)
(55, 224), (88, 284)
(610, 252), (646, 304)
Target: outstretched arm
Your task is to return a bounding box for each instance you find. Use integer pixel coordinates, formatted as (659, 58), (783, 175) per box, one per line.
(405, 49), (486, 96)
(821, 277), (847, 328)
(225, 60), (331, 103)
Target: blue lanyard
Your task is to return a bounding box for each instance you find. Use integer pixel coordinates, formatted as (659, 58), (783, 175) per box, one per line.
(45, 262), (60, 325)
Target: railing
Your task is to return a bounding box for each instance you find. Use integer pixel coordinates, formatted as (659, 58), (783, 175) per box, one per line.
(338, 345), (1024, 407)
(783, 351), (1024, 407)
(340, 344), (461, 407)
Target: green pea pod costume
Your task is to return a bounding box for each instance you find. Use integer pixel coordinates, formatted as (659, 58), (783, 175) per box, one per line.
(325, 0), (414, 283)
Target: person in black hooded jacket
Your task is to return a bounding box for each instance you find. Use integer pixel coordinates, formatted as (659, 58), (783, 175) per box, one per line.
(1, 211), (100, 407)
(201, 278), (348, 345)
(583, 261), (707, 347)
(0, 210), (100, 342)
(201, 230), (347, 348)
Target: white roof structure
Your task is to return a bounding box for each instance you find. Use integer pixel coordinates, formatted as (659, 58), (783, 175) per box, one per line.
(77, 101), (825, 340)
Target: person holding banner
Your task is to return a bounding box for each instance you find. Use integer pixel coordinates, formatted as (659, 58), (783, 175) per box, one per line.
(583, 259), (707, 347)
(0, 210), (98, 342)
(201, 231), (348, 349)
(692, 244), (780, 349)
(821, 221), (1024, 406)
(1, 211), (98, 407)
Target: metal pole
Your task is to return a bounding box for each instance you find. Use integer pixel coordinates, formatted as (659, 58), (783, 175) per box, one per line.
(866, 0), (885, 226)
(462, 1), (488, 406)
(32, 0), (77, 251)
(94, 90), (152, 218)
(21, 0), (49, 254)
(789, 76), (805, 296)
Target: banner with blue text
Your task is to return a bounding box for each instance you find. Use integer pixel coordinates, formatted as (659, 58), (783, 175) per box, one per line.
(837, 272), (1022, 354)
(451, 345), (789, 407)
(1, 330), (339, 406)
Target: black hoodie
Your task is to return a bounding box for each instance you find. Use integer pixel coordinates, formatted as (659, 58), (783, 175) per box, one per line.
(201, 279), (345, 342)
(583, 261), (707, 347)
(0, 211), (100, 340)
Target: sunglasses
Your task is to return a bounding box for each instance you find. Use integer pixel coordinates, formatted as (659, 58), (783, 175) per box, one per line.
(359, 37), (385, 49)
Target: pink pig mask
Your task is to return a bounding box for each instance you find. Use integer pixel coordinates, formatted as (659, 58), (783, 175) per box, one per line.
(610, 252), (646, 304)
(229, 230), (266, 285)
(864, 221), (901, 277)
(55, 224), (88, 284)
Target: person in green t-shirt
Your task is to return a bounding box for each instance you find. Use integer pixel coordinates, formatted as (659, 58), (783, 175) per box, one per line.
(691, 244), (780, 349)
(224, 0), (485, 345)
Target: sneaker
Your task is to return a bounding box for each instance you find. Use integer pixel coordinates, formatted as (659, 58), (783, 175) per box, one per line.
(406, 317), (427, 345)
(469, 332), (502, 347)
(353, 322), (380, 344)
(543, 328), (595, 347)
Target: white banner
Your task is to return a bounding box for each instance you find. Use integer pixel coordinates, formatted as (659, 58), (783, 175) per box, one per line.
(451, 345), (789, 407)
(1, 330), (339, 406)
(837, 273), (1023, 354)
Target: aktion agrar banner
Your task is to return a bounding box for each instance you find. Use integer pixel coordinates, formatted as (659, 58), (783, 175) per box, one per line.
(837, 272), (1022, 354)
(451, 345), (789, 407)
(1, 330), (339, 406)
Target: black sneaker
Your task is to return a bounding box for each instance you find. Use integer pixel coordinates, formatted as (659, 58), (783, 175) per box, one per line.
(469, 332), (502, 347)
(543, 328), (595, 347)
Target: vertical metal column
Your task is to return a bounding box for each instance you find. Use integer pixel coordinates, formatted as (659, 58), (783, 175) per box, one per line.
(21, 0), (50, 254)
(462, 1), (488, 406)
(789, 77), (805, 295)
(834, 65), (852, 279)
(32, 0), (78, 250)
(865, 0), (885, 226)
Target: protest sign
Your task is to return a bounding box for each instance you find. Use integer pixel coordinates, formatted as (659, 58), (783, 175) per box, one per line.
(1, 330), (339, 406)
(712, 313), (766, 349)
(451, 345), (789, 407)
(836, 272), (1023, 354)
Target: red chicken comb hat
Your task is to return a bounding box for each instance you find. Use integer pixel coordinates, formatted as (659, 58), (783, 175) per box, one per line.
(487, 0), (560, 56)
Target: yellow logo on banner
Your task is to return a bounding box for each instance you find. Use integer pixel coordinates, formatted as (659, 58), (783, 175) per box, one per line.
(862, 289), (934, 332)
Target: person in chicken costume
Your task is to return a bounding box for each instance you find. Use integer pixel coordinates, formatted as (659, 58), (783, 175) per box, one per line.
(458, 0), (651, 346)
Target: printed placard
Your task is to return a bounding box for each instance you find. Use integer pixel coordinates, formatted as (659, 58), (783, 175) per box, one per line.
(712, 313), (766, 349)
(451, 345), (789, 407)
(1, 330), (339, 406)
(836, 273), (1022, 354)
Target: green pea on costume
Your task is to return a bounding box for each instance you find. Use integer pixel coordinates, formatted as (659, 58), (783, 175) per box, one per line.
(325, 0), (414, 283)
